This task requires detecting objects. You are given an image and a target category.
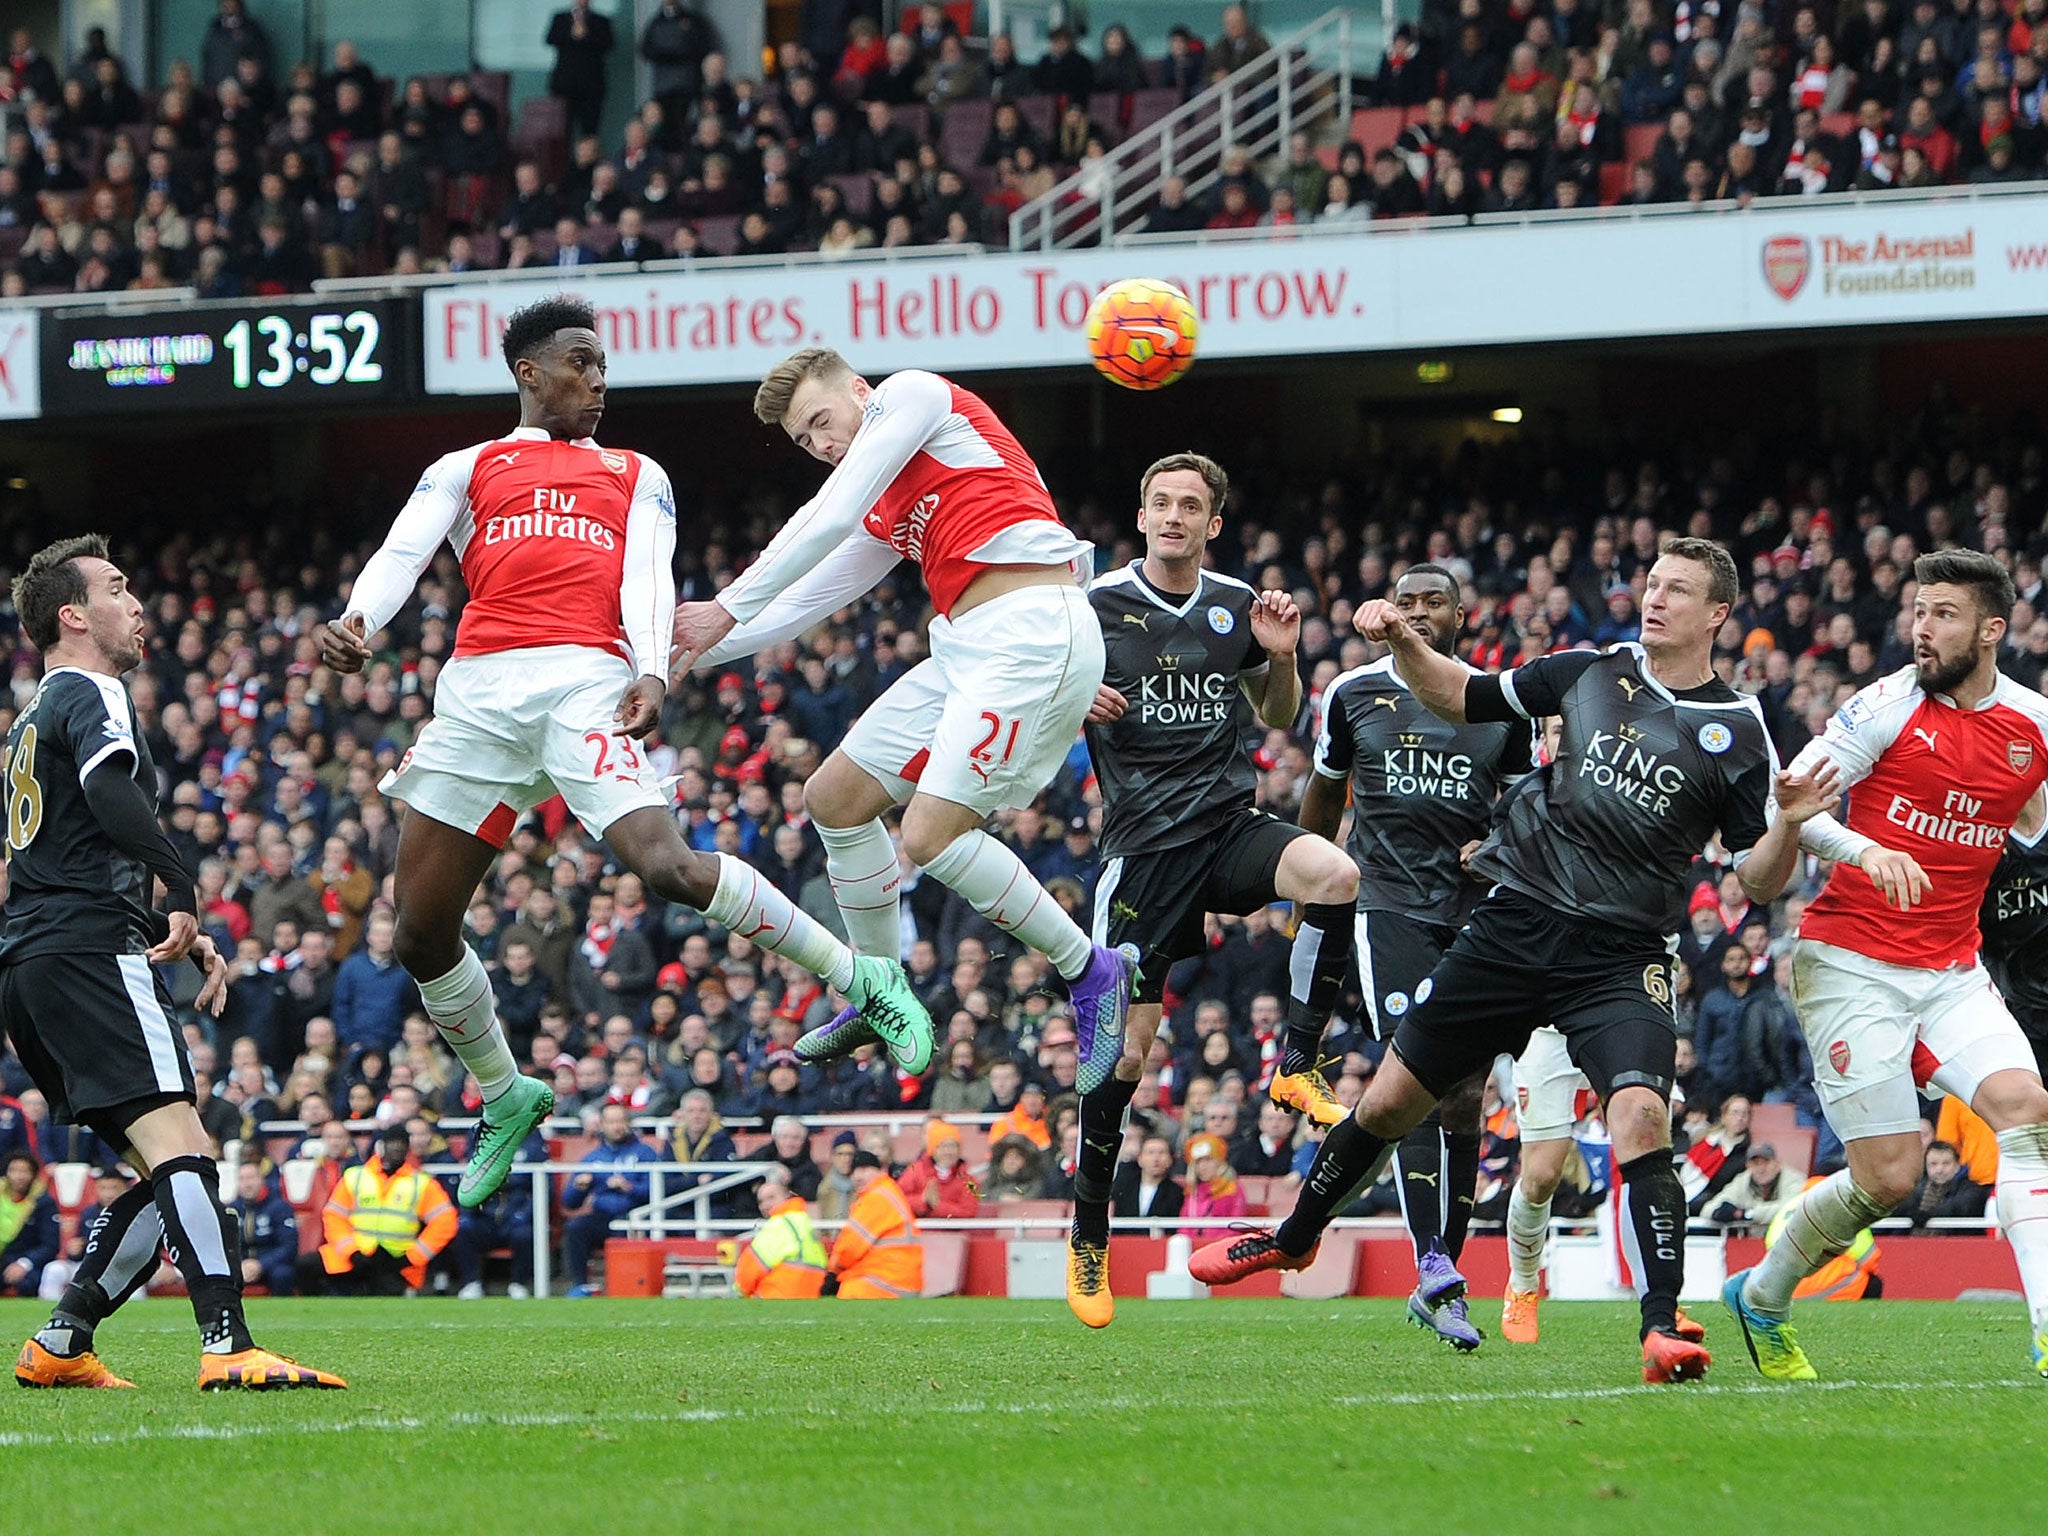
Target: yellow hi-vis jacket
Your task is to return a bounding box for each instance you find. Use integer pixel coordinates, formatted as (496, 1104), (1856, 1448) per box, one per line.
(321, 1154), (457, 1288)
(735, 1196), (828, 1298)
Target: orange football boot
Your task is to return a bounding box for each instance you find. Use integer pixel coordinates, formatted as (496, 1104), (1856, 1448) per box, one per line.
(15, 1339), (136, 1389)
(198, 1347), (348, 1391)
(1641, 1330), (1711, 1384)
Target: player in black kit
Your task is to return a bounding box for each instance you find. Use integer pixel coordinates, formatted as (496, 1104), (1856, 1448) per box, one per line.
(3, 536), (345, 1392)
(1066, 453), (1361, 1328)
(1301, 564), (1532, 1350)
(1983, 822), (2048, 1078)
(1193, 538), (1843, 1383)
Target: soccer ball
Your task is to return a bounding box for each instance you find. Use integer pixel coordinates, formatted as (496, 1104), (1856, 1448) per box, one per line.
(1085, 278), (1199, 391)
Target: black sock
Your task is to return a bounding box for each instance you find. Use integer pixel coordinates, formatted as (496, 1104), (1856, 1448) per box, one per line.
(36, 1181), (162, 1357)
(1617, 1150), (1686, 1339)
(1275, 1114), (1392, 1257)
(1394, 1109), (1447, 1263)
(1073, 1074), (1139, 1247)
(150, 1155), (255, 1355)
(1282, 902), (1354, 1076)
(1441, 1130), (1482, 1263)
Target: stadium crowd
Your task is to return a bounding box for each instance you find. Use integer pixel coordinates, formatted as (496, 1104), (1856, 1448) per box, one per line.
(2, 374), (2047, 1294)
(5, 0), (2045, 296)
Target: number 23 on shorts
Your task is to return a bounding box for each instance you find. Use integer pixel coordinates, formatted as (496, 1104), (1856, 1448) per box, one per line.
(586, 730), (643, 783)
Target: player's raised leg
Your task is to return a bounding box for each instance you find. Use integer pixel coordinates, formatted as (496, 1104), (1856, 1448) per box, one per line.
(1195, 1047), (1438, 1284)
(601, 802), (931, 1073)
(1269, 835), (1360, 1128)
(387, 807), (558, 1209)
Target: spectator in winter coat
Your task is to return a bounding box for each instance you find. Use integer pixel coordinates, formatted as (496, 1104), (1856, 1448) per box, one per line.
(982, 1134), (1050, 1201)
(898, 1120), (980, 1217)
(233, 1160), (301, 1293)
(1183, 1135), (1249, 1241)
(1702, 1144), (1804, 1228)
(561, 1103), (663, 1294)
(1899, 1139), (1992, 1225)
(666, 1090), (745, 1218)
(0, 1152), (59, 1297)
(768, 1114), (824, 1200)
(491, 940), (551, 1052)
(332, 909), (419, 1056)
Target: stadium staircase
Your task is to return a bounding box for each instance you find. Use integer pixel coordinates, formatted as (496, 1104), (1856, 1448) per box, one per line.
(1008, 7), (1365, 250)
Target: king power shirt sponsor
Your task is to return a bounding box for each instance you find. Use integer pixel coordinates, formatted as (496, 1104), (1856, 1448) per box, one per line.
(420, 192), (2048, 394)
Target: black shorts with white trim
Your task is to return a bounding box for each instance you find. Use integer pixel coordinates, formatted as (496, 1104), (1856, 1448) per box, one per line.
(0, 951), (196, 1143)
(1388, 888), (1678, 1105)
(1092, 808), (1309, 1005)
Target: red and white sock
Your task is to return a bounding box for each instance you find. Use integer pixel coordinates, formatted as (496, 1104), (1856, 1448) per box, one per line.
(818, 818), (903, 960)
(418, 948), (519, 1102)
(705, 851), (856, 991)
(920, 829), (1093, 979)
(1995, 1123), (2048, 1334)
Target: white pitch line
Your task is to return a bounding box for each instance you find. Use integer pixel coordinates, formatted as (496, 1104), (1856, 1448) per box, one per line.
(0, 1378), (2032, 1450)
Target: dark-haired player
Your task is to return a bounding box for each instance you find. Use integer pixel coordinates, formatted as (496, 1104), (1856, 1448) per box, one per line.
(1065, 452), (1360, 1328)
(1193, 539), (1840, 1384)
(6, 536), (344, 1390)
(672, 347), (1135, 1103)
(1302, 562), (1533, 1350)
(1727, 550), (2048, 1380)
(318, 299), (930, 1209)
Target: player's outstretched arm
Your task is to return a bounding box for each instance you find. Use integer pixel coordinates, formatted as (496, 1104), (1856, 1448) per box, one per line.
(1298, 768), (1348, 843)
(1355, 599), (1471, 721)
(1739, 759), (1843, 904)
(681, 536), (905, 682)
(614, 458), (678, 737)
(714, 370), (950, 628)
(325, 449), (475, 668)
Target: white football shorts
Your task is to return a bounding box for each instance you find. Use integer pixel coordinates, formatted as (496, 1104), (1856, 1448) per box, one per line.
(382, 644), (667, 845)
(839, 582), (1103, 817)
(1791, 936), (2040, 1142)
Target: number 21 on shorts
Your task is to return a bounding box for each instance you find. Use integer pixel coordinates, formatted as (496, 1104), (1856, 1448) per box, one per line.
(969, 711), (1021, 783)
(586, 730), (643, 783)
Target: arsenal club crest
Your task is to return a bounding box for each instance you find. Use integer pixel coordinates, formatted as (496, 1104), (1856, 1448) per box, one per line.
(2010, 739), (2036, 774)
(1828, 1039), (1851, 1074)
(1763, 235), (1811, 301)
(600, 450), (629, 473)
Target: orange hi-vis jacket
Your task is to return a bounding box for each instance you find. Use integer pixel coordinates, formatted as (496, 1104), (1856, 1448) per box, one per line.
(829, 1172), (924, 1299)
(735, 1196), (828, 1299)
(321, 1154), (458, 1289)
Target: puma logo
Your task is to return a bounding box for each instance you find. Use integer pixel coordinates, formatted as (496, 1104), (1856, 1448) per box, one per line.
(1913, 727), (1939, 753)
(497, 449), (522, 466)
(1405, 1170), (1439, 1186)
(1122, 612), (1148, 630)
(1374, 696), (1399, 710)
(1617, 677), (1643, 702)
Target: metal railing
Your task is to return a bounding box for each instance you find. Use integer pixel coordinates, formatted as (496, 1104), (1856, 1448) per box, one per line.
(1008, 7), (1361, 251)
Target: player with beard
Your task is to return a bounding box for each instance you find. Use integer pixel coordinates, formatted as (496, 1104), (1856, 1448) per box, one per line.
(1725, 550), (2048, 1380)
(6, 536), (344, 1390)
(1064, 453), (1360, 1328)
(1193, 539), (1839, 1383)
(1301, 563), (1533, 1350)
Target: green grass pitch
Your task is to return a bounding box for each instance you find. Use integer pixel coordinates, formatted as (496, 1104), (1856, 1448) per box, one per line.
(3, 1297), (2043, 1535)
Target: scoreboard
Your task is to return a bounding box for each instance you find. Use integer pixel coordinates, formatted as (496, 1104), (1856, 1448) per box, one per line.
(40, 298), (414, 414)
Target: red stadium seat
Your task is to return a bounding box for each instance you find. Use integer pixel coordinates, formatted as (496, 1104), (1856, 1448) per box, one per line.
(1598, 160), (1630, 204)
(921, 1231), (969, 1296)
(1348, 106), (1405, 152)
(1624, 123), (1662, 167)
(1749, 1102), (1801, 1140)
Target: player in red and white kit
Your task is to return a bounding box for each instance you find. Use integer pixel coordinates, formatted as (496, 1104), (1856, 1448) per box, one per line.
(670, 348), (1137, 1092)
(1724, 550), (2048, 1379)
(317, 301), (930, 1210)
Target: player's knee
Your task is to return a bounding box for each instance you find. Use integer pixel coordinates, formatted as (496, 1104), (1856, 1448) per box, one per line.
(641, 847), (718, 909)
(1606, 1089), (1670, 1156)
(1859, 1161), (1919, 1210)
(1974, 1069), (2048, 1131)
(897, 817), (955, 871)
(391, 915), (451, 980)
(1309, 851), (1360, 906)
